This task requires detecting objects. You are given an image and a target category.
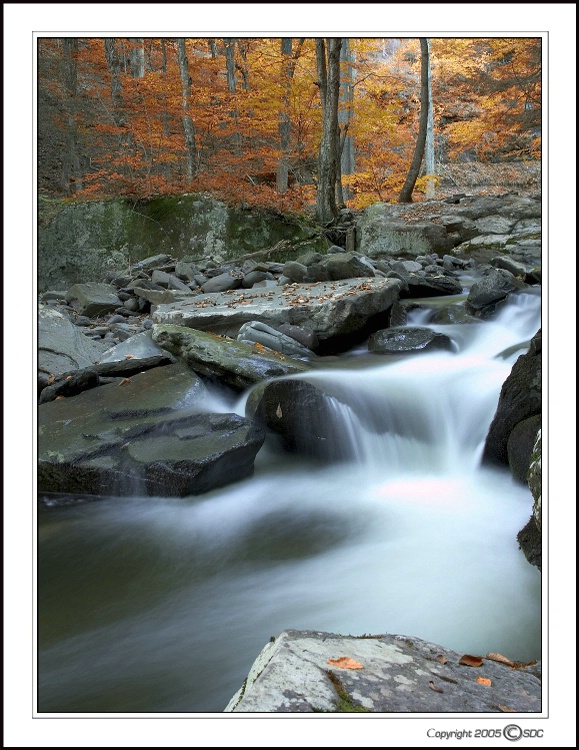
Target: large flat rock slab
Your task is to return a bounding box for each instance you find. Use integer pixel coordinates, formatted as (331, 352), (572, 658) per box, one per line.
(225, 630), (541, 713)
(38, 363), (265, 499)
(151, 277), (402, 343)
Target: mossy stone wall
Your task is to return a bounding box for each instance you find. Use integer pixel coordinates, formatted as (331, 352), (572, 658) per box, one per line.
(38, 193), (325, 291)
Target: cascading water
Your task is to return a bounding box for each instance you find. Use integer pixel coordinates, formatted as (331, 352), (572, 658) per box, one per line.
(37, 290), (542, 714)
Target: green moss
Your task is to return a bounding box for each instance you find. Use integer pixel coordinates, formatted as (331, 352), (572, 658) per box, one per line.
(323, 670), (372, 713)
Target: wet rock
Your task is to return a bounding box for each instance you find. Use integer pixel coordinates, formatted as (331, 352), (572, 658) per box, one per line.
(38, 304), (109, 376)
(369, 327), (455, 355)
(237, 321), (316, 359)
(38, 363), (265, 498)
(152, 325), (311, 390)
(466, 269), (527, 317)
(484, 329), (541, 467)
(507, 415), (542, 483)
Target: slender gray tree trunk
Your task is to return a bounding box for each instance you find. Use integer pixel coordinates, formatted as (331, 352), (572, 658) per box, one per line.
(424, 39), (436, 199)
(129, 38), (145, 78)
(104, 38), (124, 116)
(276, 38), (293, 194)
(223, 38), (242, 153)
(316, 38), (342, 224)
(177, 39), (198, 181)
(398, 38), (430, 203)
(336, 38), (355, 205)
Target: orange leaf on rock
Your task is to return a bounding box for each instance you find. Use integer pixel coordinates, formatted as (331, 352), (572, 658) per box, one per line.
(459, 654), (483, 667)
(436, 654), (447, 665)
(476, 677), (492, 686)
(327, 657), (363, 670)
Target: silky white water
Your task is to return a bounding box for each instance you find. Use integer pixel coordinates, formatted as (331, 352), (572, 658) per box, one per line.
(37, 290), (542, 713)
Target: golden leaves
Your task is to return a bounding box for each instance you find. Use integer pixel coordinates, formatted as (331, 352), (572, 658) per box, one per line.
(327, 657), (363, 670)
(476, 677), (492, 686)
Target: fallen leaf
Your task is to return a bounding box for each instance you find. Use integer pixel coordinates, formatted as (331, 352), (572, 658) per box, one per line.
(459, 655), (483, 668)
(65, 375), (73, 380)
(436, 655), (447, 665)
(47, 374), (55, 384)
(327, 657), (363, 670)
(476, 677), (492, 686)
(55, 395), (65, 400)
(429, 681), (444, 693)
(119, 378), (131, 386)
(486, 652), (514, 667)
(124, 354), (134, 359)
(276, 404), (283, 419)
(498, 704), (517, 712)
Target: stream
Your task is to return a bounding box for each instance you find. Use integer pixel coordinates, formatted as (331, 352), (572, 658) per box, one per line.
(37, 289), (542, 713)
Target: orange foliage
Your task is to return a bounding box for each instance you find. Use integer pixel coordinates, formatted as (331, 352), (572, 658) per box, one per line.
(37, 37), (541, 210)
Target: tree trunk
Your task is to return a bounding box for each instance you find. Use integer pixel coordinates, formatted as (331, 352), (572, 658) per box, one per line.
(398, 38), (430, 204)
(223, 38), (242, 153)
(61, 38), (82, 194)
(104, 38), (124, 116)
(337, 38), (355, 205)
(424, 39), (436, 199)
(316, 38), (342, 225)
(176, 39), (198, 181)
(129, 38), (145, 78)
(276, 38), (293, 194)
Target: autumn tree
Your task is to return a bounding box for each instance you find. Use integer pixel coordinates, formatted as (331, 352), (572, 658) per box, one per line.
(398, 38), (430, 203)
(315, 37), (342, 224)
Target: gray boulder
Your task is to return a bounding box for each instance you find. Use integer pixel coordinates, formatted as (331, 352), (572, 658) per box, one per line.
(151, 277), (403, 347)
(64, 282), (121, 317)
(38, 304), (109, 375)
(246, 378), (353, 461)
(237, 321), (316, 359)
(225, 630), (541, 713)
(369, 327), (455, 354)
(38, 363), (265, 499)
(152, 325), (311, 390)
(466, 269), (527, 317)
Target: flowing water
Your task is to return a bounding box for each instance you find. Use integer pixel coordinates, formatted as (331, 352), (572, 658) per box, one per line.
(37, 290), (542, 714)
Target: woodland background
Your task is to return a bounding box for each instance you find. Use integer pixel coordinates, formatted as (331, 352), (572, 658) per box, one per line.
(37, 36), (541, 214)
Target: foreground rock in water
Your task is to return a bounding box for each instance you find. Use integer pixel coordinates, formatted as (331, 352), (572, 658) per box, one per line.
(152, 325), (311, 390)
(225, 630), (541, 713)
(38, 363), (265, 499)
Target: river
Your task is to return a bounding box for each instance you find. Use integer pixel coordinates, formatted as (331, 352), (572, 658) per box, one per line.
(37, 288), (542, 713)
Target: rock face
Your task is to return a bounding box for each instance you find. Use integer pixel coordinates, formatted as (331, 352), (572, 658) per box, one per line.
(518, 428), (542, 571)
(225, 630), (541, 713)
(38, 363), (265, 499)
(38, 194), (328, 292)
(483, 329), (542, 466)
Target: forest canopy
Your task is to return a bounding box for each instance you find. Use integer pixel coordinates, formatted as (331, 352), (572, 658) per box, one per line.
(38, 36), (541, 212)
